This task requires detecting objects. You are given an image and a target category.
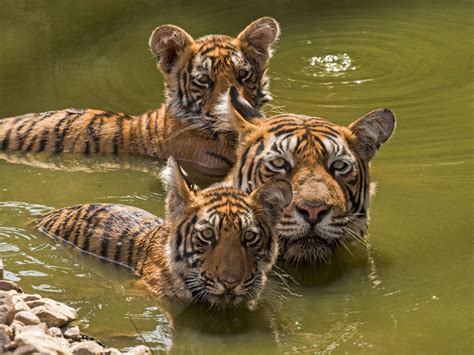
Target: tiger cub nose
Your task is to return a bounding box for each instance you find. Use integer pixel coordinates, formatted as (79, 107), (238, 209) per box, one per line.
(219, 275), (240, 290)
(296, 201), (330, 225)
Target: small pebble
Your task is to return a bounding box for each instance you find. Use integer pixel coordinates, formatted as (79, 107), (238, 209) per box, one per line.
(49, 326), (63, 337)
(63, 325), (80, 340)
(70, 340), (105, 355)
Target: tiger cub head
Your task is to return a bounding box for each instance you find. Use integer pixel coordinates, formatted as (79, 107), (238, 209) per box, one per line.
(225, 87), (396, 265)
(148, 17), (280, 141)
(161, 157), (292, 307)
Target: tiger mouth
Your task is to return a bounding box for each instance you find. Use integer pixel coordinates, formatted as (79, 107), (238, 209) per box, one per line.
(286, 232), (334, 246)
(207, 292), (245, 307)
(279, 233), (336, 265)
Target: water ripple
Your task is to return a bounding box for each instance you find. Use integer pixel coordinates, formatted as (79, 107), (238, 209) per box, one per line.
(306, 53), (355, 76)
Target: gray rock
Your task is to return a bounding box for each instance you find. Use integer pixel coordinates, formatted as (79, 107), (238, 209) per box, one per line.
(13, 300), (30, 313)
(13, 329), (69, 354)
(124, 345), (152, 354)
(0, 281), (22, 293)
(6, 290), (18, 296)
(49, 326), (63, 337)
(0, 292), (15, 326)
(11, 294), (30, 313)
(63, 325), (80, 340)
(0, 324), (13, 350)
(70, 340), (105, 354)
(14, 311), (40, 326)
(30, 298), (77, 328)
(25, 300), (44, 309)
(9, 320), (25, 335)
(21, 294), (41, 302)
(104, 348), (123, 355)
(17, 322), (48, 334)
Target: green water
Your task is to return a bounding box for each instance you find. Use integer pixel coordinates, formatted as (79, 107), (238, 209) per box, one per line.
(1, 0), (473, 353)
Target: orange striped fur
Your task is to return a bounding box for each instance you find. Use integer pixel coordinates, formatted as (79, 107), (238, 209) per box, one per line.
(37, 157), (292, 308)
(222, 87), (396, 264)
(0, 18), (280, 175)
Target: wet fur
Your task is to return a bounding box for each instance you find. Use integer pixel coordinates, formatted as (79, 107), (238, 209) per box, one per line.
(0, 18), (280, 175)
(224, 88), (396, 265)
(36, 158), (292, 307)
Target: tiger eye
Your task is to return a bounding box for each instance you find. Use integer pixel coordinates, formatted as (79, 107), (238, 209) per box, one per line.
(201, 228), (215, 240)
(244, 231), (258, 242)
(272, 157), (286, 168)
(332, 161), (346, 170)
(194, 75), (211, 86)
(331, 160), (352, 174)
(239, 69), (251, 80)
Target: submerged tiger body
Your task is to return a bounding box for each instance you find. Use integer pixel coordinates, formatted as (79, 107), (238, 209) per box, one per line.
(37, 157), (292, 307)
(221, 87), (396, 264)
(0, 17), (280, 175)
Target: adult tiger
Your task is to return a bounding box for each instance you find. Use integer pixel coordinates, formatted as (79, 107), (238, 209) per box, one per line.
(0, 18), (280, 175)
(223, 87), (396, 264)
(36, 157), (292, 308)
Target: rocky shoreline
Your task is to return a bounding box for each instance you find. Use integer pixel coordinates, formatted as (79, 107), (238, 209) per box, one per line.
(0, 267), (150, 354)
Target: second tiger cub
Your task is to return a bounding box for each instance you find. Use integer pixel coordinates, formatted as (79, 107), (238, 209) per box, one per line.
(37, 157), (292, 308)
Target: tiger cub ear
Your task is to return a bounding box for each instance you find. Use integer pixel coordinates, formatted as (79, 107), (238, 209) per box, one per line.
(251, 178), (293, 225)
(349, 108), (396, 161)
(226, 86), (261, 137)
(149, 25), (194, 74)
(160, 156), (199, 219)
(238, 17), (280, 66)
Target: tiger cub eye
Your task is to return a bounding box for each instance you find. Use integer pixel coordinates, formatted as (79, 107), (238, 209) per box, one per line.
(272, 157), (287, 168)
(193, 75), (212, 86)
(239, 68), (252, 81)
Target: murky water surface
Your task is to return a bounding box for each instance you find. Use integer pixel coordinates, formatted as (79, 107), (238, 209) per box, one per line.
(1, 0), (472, 353)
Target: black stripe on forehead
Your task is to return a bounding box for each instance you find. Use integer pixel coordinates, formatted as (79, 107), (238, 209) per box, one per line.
(199, 44), (239, 57)
(201, 188), (252, 215)
(196, 35), (237, 50)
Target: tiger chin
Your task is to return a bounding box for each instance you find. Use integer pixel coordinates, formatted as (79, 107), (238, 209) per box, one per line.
(36, 157), (292, 308)
(0, 17), (280, 175)
(223, 86), (396, 265)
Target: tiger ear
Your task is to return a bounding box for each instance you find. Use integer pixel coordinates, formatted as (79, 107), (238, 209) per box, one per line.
(160, 156), (199, 219)
(251, 178), (293, 225)
(349, 108), (396, 161)
(149, 25), (194, 74)
(226, 85), (261, 138)
(238, 17), (280, 66)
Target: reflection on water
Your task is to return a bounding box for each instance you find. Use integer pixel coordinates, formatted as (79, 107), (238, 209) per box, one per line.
(308, 53), (354, 75)
(0, 0), (473, 353)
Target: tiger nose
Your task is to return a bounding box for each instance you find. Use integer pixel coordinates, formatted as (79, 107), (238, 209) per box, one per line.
(219, 275), (240, 290)
(296, 201), (329, 225)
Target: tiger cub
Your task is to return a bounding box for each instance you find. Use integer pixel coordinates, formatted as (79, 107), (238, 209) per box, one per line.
(221, 86), (396, 265)
(0, 18), (280, 175)
(36, 157), (292, 307)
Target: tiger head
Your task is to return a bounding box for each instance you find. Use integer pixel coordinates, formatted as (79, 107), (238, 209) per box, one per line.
(148, 17), (280, 141)
(225, 87), (396, 265)
(161, 157), (292, 307)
